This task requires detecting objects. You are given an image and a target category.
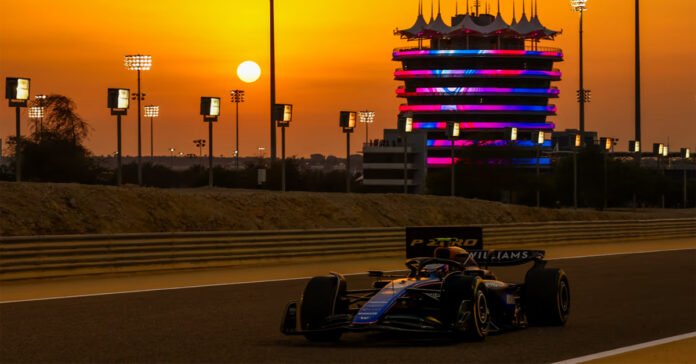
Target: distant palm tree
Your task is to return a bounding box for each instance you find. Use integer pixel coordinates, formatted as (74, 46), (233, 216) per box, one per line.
(30, 94), (90, 145)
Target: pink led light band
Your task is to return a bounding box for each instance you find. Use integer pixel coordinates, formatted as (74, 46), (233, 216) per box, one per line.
(394, 69), (561, 79)
(399, 104), (557, 113)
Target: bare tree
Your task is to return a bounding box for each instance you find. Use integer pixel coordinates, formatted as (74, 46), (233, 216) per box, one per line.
(30, 95), (90, 145)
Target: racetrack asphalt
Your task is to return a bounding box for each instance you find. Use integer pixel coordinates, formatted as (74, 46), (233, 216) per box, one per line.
(0, 250), (694, 363)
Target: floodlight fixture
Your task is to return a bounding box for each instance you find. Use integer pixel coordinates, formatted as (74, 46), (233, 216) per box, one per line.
(107, 88), (130, 113)
(629, 140), (641, 153)
(398, 113), (413, 133)
(533, 131), (545, 145)
(230, 89), (245, 103)
(681, 148), (691, 159)
(28, 106), (44, 119)
(124, 55), (152, 71)
(446, 121), (460, 138)
(505, 127), (518, 141)
(574, 133), (582, 148)
(359, 110), (375, 143)
(600, 137), (614, 151)
(274, 104), (292, 126)
(200, 97), (221, 118)
(359, 111), (375, 124)
(570, 0), (587, 12)
(5, 77), (30, 107)
(340, 111), (357, 132)
(144, 105), (159, 118)
(404, 115), (413, 133)
(653, 143), (664, 156)
(662, 145), (669, 157)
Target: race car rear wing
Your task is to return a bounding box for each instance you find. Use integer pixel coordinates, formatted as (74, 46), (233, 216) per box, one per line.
(468, 249), (545, 267)
(405, 226), (545, 266)
(406, 226), (484, 259)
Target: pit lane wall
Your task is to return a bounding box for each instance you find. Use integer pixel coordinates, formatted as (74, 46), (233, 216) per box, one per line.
(1, 218), (694, 280)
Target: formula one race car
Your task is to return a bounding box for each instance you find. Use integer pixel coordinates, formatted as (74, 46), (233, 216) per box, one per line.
(281, 227), (570, 341)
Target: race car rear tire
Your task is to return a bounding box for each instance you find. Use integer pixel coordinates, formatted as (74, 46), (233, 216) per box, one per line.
(442, 273), (489, 340)
(300, 275), (346, 342)
(524, 268), (570, 326)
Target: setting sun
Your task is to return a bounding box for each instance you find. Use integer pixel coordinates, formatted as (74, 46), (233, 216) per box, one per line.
(237, 60), (261, 83)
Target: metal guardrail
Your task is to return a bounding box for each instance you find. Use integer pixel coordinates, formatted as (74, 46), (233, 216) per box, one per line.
(1, 219), (694, 280)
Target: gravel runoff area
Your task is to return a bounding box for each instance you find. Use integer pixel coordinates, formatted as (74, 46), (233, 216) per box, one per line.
(1, 182), (694, 236)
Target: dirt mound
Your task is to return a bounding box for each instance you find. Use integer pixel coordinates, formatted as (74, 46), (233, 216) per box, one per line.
(0, 182), (693, 236)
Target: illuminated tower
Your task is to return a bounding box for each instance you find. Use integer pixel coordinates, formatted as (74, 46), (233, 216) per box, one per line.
(393, 0), (563, 168)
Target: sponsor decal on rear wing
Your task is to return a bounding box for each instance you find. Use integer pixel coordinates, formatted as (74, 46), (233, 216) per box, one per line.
(469, 250), (545, 266)
(406, 226), (483, 258)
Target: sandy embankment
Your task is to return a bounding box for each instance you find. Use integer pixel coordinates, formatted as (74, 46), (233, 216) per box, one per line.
(0, 182), (693, 236)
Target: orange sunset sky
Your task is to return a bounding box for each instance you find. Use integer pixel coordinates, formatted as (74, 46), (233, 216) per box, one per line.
(1, 0), (694, 158)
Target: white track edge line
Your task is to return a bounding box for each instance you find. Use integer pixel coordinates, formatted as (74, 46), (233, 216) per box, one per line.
(1, 247), (694, 304)
(552, 331), (696, 364)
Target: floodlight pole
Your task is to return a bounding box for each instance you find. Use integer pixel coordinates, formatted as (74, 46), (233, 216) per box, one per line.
(450, 124), (455, 197)
(208, 121), (214, 187)
(573, 146), (578, 209)
(281, 124), (286, 192)
(634, 0), (641, 149)
(578, 10), (585, 135)
(15, 106), (21, 182)
(346, 131), (351, 193)
(235, 99), (240, 169)
(149, 115), (154, 159)
(117, 115), (123, 186)
(683, 167), (687, 208)
(231, 90), (244, 170)
(661, 154), (666, 209)
(137, 69), (143, 185)
(365, 122), (370, 144)
(603, 148), (608, 210)
(270, 0), (277, 162)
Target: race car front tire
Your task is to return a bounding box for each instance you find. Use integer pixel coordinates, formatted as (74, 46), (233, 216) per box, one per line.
(524, 268), (570, 326)
(299, 275), (346, 341)
(442, 273), (489, 340)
